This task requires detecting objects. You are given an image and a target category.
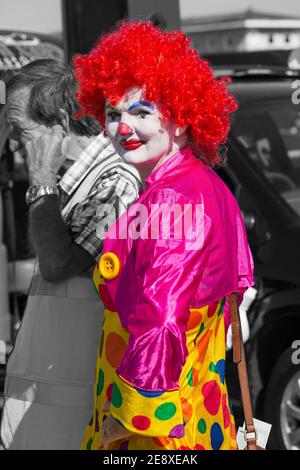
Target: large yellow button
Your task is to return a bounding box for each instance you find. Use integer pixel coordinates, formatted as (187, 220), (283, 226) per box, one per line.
(99, 252), (120, 280)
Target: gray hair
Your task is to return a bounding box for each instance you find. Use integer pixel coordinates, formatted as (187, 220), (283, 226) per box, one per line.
(7, 58), (100, 137)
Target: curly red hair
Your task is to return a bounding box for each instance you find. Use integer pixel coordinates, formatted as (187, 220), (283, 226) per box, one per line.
(74, 21), (237, 166)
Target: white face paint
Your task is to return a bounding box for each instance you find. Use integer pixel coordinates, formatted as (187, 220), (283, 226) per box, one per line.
(105, 88), (178, 171)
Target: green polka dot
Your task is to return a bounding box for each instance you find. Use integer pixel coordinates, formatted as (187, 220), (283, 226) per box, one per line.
(217, 297), (226, 316)
(86, 437), (93, 450)
(194, 322), (205, 343)
(209, 361), (217, 373)
(154, 402), (177, 421)
(187, 368), (193, 386)
(112, 382), (123, 408)
(96, 369), (104, 396)
(93, 283), (99, 296)
(198, 418), (207, 434)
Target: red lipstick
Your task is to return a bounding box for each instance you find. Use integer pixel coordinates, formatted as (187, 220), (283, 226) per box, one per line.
(120, 139), (144, 151)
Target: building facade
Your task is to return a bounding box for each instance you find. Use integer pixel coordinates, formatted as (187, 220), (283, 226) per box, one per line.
(182, 10), (300, 55)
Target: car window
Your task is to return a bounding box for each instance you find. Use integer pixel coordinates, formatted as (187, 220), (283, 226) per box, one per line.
(232, 102), (300, 217)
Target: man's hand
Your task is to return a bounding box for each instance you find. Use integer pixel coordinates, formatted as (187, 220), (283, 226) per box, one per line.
(101, 415), (133, 450)
(25, 125), (70, 186)
(100, 401), (133, 449)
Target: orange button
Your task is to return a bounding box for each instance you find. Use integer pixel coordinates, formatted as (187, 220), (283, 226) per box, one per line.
(99, 252), (120, 280)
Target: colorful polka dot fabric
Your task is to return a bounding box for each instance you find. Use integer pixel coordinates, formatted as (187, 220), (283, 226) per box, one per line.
(81, 266), (237, 450)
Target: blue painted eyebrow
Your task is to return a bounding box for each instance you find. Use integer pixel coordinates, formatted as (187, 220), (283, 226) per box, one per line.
(128, 100), (155, 111)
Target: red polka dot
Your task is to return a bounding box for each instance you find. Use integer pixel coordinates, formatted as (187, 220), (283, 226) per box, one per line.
(181, 398), (193, 423)
(105, 332), (127, 368)
(230, 422), (236, 440)
(196, 329), (213, 364)
(106, 383), (113, 401)
(222, 394), (230, 429)
(207, 302), (218, 317)
(194, 444), (205, 450)
(132, 415), (151, 431)
(187, 309), (203, 330)
(201, 380), (221, 415)
(179, 446), (191, 450)
(98, 285), (115, 311)
(192, 368), (200, 386)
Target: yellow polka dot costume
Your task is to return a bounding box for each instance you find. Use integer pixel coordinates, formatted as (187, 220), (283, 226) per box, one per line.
(81, 270), (237, 450)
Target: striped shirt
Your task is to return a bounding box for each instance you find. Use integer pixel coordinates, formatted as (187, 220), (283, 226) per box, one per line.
(58, 133), (141, 259)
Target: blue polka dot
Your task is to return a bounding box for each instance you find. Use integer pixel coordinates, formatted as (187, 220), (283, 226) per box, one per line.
(210, 423), (224, 450)
(216, 359), (225, 385)
(136, 388), (164, 398)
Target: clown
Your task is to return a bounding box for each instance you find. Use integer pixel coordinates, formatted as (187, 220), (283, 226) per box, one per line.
(74, 21), (254, 450)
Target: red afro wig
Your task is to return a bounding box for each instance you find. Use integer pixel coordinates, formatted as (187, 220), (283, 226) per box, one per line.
(74, 21), (237, 166)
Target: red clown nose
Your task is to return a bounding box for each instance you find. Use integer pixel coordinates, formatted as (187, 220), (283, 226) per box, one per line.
(118, 122), (133, 136)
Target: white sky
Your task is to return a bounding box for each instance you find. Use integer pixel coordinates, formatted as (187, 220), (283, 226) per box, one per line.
(0, 0), (62, 33)
(0, 0), (299, 33)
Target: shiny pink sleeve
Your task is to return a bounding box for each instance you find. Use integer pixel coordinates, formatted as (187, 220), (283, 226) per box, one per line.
(117, 192), (214, 391)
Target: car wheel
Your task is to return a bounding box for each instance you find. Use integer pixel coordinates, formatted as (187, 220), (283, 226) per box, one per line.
(264, 346), (300, 450)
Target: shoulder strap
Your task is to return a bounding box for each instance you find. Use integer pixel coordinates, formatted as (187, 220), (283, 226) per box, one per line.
(228, 293), (259, 450)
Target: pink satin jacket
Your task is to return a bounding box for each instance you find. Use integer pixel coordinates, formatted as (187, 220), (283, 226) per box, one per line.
(99, 147), (254, 391)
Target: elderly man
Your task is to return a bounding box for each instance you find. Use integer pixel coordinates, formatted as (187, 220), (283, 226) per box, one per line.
(0, 59), (140, 449)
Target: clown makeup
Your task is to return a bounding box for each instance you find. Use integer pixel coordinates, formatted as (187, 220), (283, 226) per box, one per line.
(105, 88), (183, 181)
